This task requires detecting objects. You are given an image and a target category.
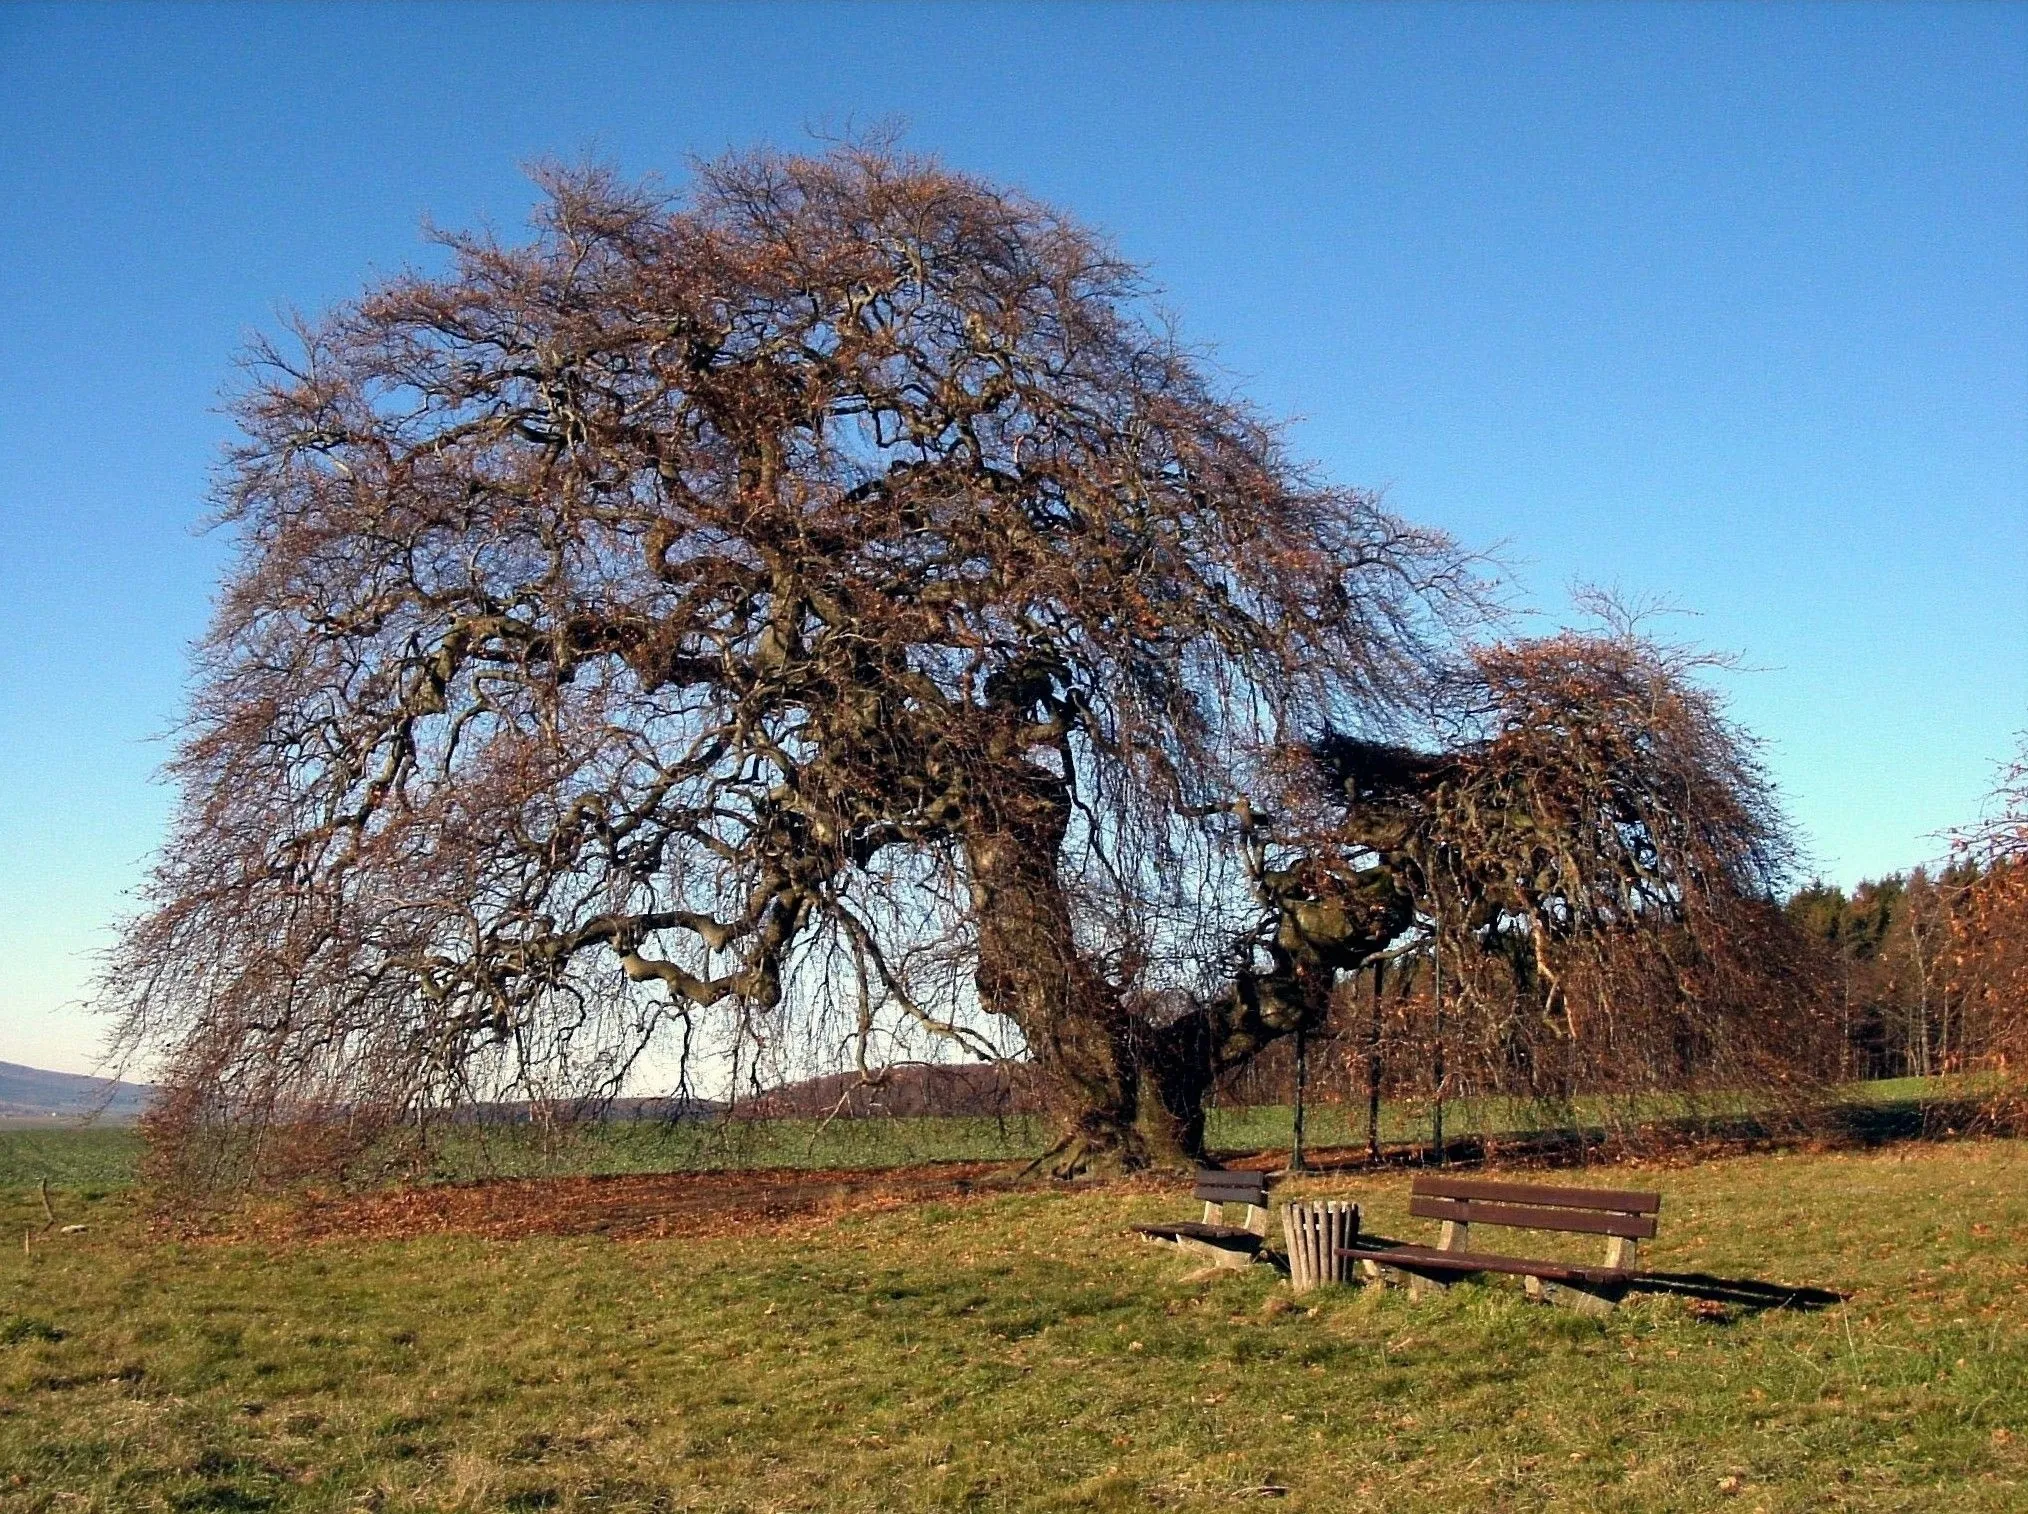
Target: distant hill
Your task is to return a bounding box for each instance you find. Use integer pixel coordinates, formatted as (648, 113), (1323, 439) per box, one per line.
(0, 1061), (156, 1124)
(0, 1060), (1037, 1127)
(741, 1061), (1045, 1120)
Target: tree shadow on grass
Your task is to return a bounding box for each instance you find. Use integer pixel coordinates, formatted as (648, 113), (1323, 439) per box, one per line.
(1281, 1095), (2015, 1179)
(1327, 1235), (1845, 1318)
(1624, 1271), (1846, 1316)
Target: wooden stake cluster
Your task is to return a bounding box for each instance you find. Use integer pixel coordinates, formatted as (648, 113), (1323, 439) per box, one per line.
(1282, 1200), (1359, 1295)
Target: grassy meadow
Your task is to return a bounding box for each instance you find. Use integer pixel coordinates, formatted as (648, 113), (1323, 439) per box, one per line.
(0, 1078), (1965, 1193)
(2, 1116), (2025, 1512)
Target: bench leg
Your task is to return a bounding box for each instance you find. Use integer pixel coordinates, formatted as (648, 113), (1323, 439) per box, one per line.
(1357, 1258), (1422, 1292)
(1408, 1271), (1456, 1301)
(1176, 1235), (1256, 1270)
(1524, 1275), (1620, 1315)
(1356, 1259), (1459, 1298)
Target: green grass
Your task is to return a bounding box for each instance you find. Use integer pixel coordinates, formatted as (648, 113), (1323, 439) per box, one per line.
(0, 1117), (1056, 1193)
(2, 1076), (1989, 1195)
(0, 1129), (142, 1192)
(436, 1110), (1059, 1178)
(2, 1139), (2024, 1511)
(1207, 1088), (1758, 1155)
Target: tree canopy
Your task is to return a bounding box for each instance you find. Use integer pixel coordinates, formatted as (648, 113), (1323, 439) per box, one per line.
(108, 145), (1814, 1185)
(110, 146), (1490, 1179)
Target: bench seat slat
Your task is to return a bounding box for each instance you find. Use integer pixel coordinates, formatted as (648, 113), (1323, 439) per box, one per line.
(1413, 1175), (1661, 1214)
(1409, 1194), (1658, 1239)
(1184, 1175), (1265, 1199)
(1343, 1243), (1630, 1288)
(1193, 1173), (1269, 1201)
(1193, 1185), (1269, 1204)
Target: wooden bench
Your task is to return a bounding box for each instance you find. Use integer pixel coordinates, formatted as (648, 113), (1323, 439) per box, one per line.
(1131, 1168), (1272, 1268)
(1344, 1174), (1661, 1313)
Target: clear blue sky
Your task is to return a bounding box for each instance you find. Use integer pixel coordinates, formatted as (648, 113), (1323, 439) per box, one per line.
(2, 2), (2023, 1076)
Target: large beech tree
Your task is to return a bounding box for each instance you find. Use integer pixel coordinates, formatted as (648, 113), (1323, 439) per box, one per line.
(111, 146), (1483, 1180)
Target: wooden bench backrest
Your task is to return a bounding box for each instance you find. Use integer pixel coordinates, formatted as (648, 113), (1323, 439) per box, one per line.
(1408, 1175), (1661, 1240)
(1193, 1169), (1270, 1208)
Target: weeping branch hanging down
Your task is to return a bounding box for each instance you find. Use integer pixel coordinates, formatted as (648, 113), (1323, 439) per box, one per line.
(1278, 607), (1832, 1115)
(1946, 735), (2028, 1109)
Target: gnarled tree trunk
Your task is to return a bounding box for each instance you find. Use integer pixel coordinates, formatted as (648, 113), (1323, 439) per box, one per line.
(963, 772), (1152, 1174)
(967, 769), (1415, 1174)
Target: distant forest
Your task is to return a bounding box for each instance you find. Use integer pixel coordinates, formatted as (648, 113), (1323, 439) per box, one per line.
(1786, 868), (1981, 1082)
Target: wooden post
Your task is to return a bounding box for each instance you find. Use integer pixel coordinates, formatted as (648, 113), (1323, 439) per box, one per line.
(1365, 961), (1384, 1164)
(1290, 1021), (1308, 1173)
(1286, 1202), (1312, 1295)
(1431, 917), (1446, 1168)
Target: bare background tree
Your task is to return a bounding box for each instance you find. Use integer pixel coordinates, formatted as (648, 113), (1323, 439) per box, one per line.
(1945, 735), (2028, 1113)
